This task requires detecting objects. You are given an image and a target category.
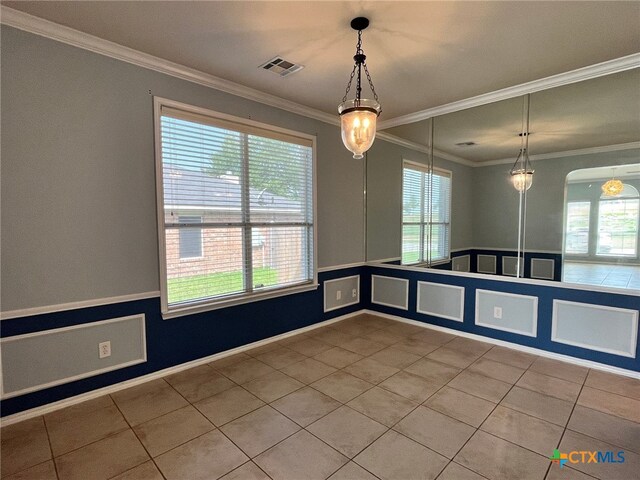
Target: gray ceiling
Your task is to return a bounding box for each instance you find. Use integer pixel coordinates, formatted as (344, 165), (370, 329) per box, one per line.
(4, 1), (640, 121)
(386, 69), (640, 163)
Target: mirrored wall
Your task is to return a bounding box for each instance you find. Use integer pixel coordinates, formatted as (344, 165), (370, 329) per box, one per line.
(366, 67), (640, 289)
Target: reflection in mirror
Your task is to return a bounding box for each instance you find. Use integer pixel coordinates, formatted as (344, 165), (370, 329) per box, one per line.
(563, 164), (640, 289)
(367, 67), (639, 289)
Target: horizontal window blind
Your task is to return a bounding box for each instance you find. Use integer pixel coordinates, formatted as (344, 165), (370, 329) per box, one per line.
(157, 103), (314, 312)
(402, 162), (451, 265)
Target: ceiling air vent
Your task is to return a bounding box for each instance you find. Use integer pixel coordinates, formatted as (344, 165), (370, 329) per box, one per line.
(455, 141), (477, 147)
(260, 56), (304, 77)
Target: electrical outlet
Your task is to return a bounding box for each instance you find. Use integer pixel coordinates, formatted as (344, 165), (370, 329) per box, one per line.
(493, 307), (503, 319)
(99, 341), (111, 359)
(336, 290), (342, 300)
(352, 288), (357, 298)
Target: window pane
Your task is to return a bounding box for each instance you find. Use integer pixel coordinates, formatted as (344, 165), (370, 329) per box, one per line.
(166, 227), (244, 304)
(162, 117), (243, 223)
(402, 224), (422, 264)
(248, 136), (312, 223)
(597, 198), (639, 256)
(565, 202), (590, 254)
(428, 224), (449, 262)
(252, 226), (310, 289)
(178, 216), (202, 259)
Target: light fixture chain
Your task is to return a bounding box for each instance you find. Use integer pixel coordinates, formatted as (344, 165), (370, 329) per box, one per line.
(363, 63), (379, 104)
(341, 64), (358, 103)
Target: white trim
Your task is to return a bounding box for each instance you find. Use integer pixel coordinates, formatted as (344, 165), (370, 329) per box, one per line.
(371, 275), (410, 310)
(0, 264), (362, 321)
(379, 54), (640, 129)
(551, 300), (639, 358)
(377, 132), (473, 167)
(477, 254), (497, 274)
(323, 275), (360, 312)
(361, 309), (640, 380)
(416, 281), (464, 322)
(531, 258), (555, 280)
(0, 310), (362, 427)
(475, 289), (538, 337)
(318, 262), (366, 273)
(452, 255), (471, 273)
(364, 257), (401, 265)
(478, 141), (640, 167)
(472, 247), (562, 255)
(0, 292), (159, 321)
(1, 7), (337, 127)
(501, 256), (523, 277)
(367, 262), (640, 297)
(1, 315), (147, 399)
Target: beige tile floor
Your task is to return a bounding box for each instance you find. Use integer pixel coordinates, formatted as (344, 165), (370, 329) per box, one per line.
(2, 313), (640, 480)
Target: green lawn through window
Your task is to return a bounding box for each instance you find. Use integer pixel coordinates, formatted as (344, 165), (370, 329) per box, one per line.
(168, 268), (278, 304)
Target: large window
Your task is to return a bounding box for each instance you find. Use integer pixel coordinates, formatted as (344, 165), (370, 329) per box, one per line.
(597, 185), (639, 257)
(565, 202), (590, 255)
(155, 99), (316, 317)
(402, 162), (451, 265)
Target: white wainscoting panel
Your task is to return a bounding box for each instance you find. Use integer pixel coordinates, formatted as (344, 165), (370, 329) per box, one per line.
(452, 255), (470, 273)
(477, 255), (497, 274)
(502, 256), (523, 277)
(531, 258), (555, 280)
(475, 289), (538, 337)
(417, 282), (464, 322)
(324, 275), (360, 312)
(552, 300), (638, 358)
(371, 275), (409, 310)
(1, 315), (146, 398)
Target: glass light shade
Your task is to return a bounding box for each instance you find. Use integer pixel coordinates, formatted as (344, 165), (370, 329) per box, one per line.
(338, 99), (381, 159)
(601, 178), (623, 196)
(511, 169), (534, 192)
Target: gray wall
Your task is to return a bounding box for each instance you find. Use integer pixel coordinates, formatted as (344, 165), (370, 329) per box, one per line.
(366, 141), (474, 261)
(366, 140), (639, 259)
(1, 26), (364, 312)
(473, 149), (640, 251)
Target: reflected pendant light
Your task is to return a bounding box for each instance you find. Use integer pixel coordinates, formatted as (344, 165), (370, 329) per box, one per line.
(510, 94), (534, 192)
(338, 17), (381, 159)
(601, 168), (623, 196)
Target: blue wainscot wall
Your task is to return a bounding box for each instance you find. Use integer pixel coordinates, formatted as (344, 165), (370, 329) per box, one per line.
(368, 264), (639, 372)
(0, 266), (366, 418)
(2, 263), (638, 421)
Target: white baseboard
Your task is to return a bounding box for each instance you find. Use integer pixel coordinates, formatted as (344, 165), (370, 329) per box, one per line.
(0, 311), (361, 427)
(362, 309), (640, 381)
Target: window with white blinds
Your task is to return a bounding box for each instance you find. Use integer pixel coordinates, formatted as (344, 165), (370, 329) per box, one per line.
(155, 99), (316, 316)
(402, 162), (451, 265)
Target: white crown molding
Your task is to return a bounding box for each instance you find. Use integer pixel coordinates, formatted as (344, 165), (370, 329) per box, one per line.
(379, 53), (640, 130)
(478, 141), (640, 167)
(377, 131), (474, 167)
(3, 6), (638, 161)
(0, 6), (338, 127)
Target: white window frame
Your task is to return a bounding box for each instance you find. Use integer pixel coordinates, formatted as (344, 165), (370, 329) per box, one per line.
(154, 97), (318, 319)
(401, 160), (452, 266)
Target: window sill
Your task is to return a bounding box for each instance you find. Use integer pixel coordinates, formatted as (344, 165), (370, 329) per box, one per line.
(161, 281), (319, 319)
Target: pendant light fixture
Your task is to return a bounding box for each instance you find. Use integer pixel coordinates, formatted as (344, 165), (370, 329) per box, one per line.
(510, 94), (534, 192)
(338, 17), (381, 159)
(601, 168), (623, 196)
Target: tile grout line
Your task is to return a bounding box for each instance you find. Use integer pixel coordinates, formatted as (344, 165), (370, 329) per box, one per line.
(40, 415), (59, 480)
(543, 369), (590, 480)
